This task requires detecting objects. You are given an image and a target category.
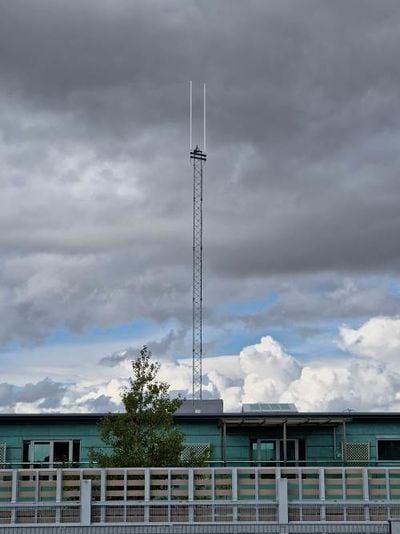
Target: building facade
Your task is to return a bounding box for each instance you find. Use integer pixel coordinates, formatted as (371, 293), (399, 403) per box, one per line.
(1, 402), (400, 468)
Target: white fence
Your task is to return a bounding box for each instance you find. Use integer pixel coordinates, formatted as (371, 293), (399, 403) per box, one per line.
(0, 467), (400, 526)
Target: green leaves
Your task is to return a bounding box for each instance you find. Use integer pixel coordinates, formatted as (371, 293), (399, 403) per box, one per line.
(89, 346), (207, 468)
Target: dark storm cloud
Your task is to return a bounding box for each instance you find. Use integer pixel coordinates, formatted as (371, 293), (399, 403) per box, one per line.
(81, 395), (120, 412)
(16, 378), (67, 407)
(99, 329), (187, 366)
(0, 378), (66, 409)
(0, 0), (400, 345)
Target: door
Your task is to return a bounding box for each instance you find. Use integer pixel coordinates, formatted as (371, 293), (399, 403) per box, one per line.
(251, 440), (277, 465)
(251, 439), (300, 465)
(31, 442), (51, 467)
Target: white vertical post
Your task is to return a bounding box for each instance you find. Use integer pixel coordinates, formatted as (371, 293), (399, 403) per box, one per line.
(298, 469), (303, 522)
(277, 478), (288, 524)
(11, 469), (17, 525)
(232, 467), (238, 522)
(144, 468), (150, 523)
(363, 467), (370, 521)
(124, 469), (127, 523)
(167, 468), (171, 523)
(35, 469), (39, 502)
(188, 468), (194, 523)
(56, 469), (62, 502)
(100, 469), (106, 524)
(56, 469), (62, 524)
(255, 468), (260, 522)
(319, 468), (326, 521)
(386, 468), (391, 520)
(211, 469), (215, 522)
(11, 469), (17, 502)
(80, 479), (92, 526)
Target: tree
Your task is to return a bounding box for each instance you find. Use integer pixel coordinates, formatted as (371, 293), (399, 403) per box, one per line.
(89, 346), (209, 467)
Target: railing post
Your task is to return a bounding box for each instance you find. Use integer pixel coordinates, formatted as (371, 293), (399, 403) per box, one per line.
(188, 468), (194, 523)
(11, 469), (17, 524)
(232, 467), (238, 521)
(363, 467), (370, 521)
(80, 478), (92, 526)
(56, 469), (62, 524)
(144, 468), (150, 523)
(100, 469), (106, 524)
(277, 477), (288, 524)
(319, 467), (326, 521)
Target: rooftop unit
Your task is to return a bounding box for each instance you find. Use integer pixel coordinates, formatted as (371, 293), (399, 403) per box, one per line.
(175, 399), (224, 414)
(241, 402), (298, 413)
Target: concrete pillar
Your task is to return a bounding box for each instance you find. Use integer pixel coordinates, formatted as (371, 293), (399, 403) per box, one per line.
(390, 520), (400, 534)
(188, 468), (194, 523)
(277, 477), (288, 524)
(80, 478), (92, 526)
(144, 468), (150, 523)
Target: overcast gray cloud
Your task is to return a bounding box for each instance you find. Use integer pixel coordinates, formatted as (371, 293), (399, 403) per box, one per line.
(0, 0), (400, 351)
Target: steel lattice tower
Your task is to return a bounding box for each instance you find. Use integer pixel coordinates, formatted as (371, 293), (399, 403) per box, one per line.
(190, 145), (206, 400)
(189, 81), (207, 400)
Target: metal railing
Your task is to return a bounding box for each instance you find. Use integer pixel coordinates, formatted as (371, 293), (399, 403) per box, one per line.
(3, 458), (400, 469)
(1, 466), (400, 526)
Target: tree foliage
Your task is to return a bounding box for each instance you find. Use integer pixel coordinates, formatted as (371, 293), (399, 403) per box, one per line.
(89, 346), (210, 467)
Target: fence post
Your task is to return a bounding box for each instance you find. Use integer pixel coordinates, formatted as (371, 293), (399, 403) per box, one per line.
(144, 468), (150, 523)
(11, 469), (17, 524)
(277, 477), (288, 524)
(80, 478), (92, 526)
(56, 469), (62, 524)
(363, 467), (370, 521)
(100, 469), (106, 523)
(188, 468), (194, 523)
(319, 467), (326, 521)
(232, 467), (238, 522)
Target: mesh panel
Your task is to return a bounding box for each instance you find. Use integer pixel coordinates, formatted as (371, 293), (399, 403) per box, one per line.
(181, 443), (210, 462)
(343, 442), (370, 462)
(0, 444), (6, 464)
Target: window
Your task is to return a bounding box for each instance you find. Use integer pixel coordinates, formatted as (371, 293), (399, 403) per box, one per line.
(22, 440), (80, 467)
(377, 439), (400, 461)
(250, 439), (305, 464)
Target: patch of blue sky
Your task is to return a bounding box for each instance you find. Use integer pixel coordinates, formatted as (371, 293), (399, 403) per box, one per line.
(212, 316), (365, 364)
(223, 292), (279, 316)
(388, 279), (400, 298)
(14, 317), (179, 351)
(216, 332), (262, 355)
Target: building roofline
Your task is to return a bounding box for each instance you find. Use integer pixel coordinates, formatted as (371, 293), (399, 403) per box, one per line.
(0, 411), (399, 422)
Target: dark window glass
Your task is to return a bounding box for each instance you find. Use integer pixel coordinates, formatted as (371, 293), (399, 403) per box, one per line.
(22, 441), (30, 465)
(298, 439), (306, 461)
(279, 440), (296, 461)
(53, 442), (69, 463)
(72, 440), (80, 463)
(378, 440), (400, 460)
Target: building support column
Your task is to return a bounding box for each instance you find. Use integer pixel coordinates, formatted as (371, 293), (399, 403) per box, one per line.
(333, 426), (337, 460)
(223, 422), (227, 466)
(282, 421), (287, 465)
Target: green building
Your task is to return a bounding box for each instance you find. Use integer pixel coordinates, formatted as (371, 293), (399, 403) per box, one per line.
(1, 401), (400, 468)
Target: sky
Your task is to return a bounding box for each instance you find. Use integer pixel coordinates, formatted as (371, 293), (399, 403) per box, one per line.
(1, 0), (400, 413)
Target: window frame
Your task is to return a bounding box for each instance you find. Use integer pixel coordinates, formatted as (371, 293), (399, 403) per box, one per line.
(23, 439), (80, 468)
(376, 437), (400, 462)
(250, 438), (300, 464)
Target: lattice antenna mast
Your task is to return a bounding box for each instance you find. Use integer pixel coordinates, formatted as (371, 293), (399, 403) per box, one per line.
(189, 81), (207, 400)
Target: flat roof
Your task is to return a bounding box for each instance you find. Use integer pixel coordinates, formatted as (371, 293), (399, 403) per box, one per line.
(0, 411), (399, 423)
